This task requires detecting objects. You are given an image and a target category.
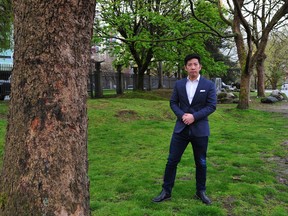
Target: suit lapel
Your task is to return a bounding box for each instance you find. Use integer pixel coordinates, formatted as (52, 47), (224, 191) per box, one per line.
(190, 77), (203, 105)
(180, 78), (190, 105)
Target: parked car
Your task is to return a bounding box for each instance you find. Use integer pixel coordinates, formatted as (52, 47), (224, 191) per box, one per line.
(127, 85), (133, 90)
(281, 83), (288, 97)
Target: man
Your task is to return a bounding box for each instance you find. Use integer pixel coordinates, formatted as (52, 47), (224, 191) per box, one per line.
(152, 54), (217, 205)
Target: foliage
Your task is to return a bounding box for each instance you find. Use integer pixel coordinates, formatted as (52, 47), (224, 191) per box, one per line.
(0, 0), (13, 51)
(94, 0), (230, 83)
(216, 0), (288, 108)
(265, 33), (288, 89)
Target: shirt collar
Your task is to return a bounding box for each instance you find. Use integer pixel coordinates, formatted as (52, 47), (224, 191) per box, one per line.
(187, 75), (200, 82)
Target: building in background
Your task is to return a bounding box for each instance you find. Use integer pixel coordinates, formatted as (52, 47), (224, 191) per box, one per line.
(0, 49), (13, 65)
(0, 49), (12, 100)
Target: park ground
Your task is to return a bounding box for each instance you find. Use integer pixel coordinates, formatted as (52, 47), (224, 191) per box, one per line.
(0, 90), (287, 215)
(87, 90), (288, 216)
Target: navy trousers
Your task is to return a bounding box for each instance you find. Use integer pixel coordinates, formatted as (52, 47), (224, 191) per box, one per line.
(162, 126), (208, 194)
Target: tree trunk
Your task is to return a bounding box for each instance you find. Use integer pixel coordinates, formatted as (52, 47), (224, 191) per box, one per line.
(177, 64), (182, 79)
(131, 47), (153, 91)
(137, 68), (145, 90)
(271, 75), (278, 90)
(0, 1), (96, 215)
(256, 54), (266, 97)
(237, 72), (251, 109)
(157, 61), (163, 89)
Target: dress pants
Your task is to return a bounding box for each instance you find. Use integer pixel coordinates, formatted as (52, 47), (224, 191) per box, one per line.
(162, 126), (208, 194)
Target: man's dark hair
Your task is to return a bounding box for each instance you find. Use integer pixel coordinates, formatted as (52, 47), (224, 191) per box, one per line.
(184, 54), (201, 65)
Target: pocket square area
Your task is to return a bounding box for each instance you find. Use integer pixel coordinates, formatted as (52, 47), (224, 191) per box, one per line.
(200, 90), (206, 92)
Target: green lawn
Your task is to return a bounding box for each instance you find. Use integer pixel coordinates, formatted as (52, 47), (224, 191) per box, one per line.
(0, 91), (287, 215)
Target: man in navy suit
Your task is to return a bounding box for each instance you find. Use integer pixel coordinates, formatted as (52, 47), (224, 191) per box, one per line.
(152, 54), (217, 204)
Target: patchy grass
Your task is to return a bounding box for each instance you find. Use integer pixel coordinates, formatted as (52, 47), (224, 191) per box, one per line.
(87, 91), (288, 216)
(0, 91), (287, 216)
(0, 101), (8, 167)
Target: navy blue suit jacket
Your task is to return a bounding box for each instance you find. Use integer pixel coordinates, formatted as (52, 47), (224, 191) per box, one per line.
(170, 76), (217, 137)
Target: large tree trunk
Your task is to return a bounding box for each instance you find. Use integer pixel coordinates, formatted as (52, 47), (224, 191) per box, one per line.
(131, 47), (153, 91)
(256, 55), (266, 96)
(137, 70), (145, 90)
(0, 1), (95, 215)
(237, 72), (251, 109)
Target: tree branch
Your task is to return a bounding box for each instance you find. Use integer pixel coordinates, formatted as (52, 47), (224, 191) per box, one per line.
(98, 29), (234, 44)
(217, 0), (233, 26)
(188, 0), (233, 38)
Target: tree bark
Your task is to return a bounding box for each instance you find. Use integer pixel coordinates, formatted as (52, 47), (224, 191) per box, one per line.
(0, 1), (95, 215)
(232, 0), (253, 109)
(157, 61), (163, 89)
(129, 44), (153, 91)
(256, 54), (266, 96)
(237, 72), (251, 109)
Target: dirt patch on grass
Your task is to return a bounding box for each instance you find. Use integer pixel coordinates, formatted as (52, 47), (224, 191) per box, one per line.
(251, 100), (288, 117)
(253, 101), (288, 186)
(267, 141), (288, 186)
(115, 109), (139, 122)
(222, 196), (236, 216)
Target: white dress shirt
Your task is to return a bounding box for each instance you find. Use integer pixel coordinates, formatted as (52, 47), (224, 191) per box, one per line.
(186, 75), (200, 104)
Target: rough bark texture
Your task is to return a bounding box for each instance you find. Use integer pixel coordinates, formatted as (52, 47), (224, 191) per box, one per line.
(256, 56), (266, 97)
(0, 0), (95, 215)
(232, 0), (252, 109)
(237, 73), (251, 109)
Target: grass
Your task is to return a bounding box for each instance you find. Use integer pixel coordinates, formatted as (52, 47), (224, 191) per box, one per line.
(0, 102), (8, 166)
(0, 90), (288, 215)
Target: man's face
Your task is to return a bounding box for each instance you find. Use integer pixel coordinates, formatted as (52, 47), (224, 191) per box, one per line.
(185, 58), (201, 80)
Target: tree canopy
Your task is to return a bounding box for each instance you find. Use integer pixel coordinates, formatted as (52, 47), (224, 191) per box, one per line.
(94, 0), (231, 90)
(265, 30), (288, 89)
(217, 0), (288, 109)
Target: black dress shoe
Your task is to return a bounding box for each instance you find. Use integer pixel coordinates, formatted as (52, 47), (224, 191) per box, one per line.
(195, 191), (212, 205)
(152, 189), (171, 202)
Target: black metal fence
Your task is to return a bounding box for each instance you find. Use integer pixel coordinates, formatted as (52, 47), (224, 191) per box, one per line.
(97, 73), (177, 90)
(0, 64), (12, 100)
(88, 62), (178, 98)
(0, 64), (12, 77)
(0, 63), (178, 99)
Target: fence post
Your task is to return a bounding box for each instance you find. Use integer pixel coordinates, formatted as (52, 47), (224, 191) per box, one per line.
(95, 61), (104, 98)
(116, 64), (123, 95)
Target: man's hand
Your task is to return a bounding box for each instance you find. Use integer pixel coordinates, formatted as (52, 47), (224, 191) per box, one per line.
(182, 113), (195, 125)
